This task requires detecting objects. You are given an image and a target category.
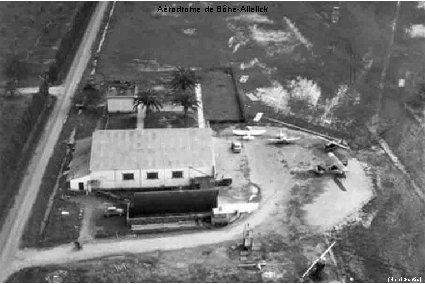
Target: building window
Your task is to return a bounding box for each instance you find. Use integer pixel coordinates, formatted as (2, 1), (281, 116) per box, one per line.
(147, 172), (158, 180)
(122, 173), (134, 180)
(172, 171), (183, 179)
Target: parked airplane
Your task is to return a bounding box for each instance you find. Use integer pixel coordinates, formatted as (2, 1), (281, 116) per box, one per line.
(318, 136), (350, 151)
(268, 129), (301, 145)
(233, 126), (266, 140)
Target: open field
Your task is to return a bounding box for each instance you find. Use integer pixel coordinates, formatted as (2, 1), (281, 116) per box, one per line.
(0, 2), (78, 86)
(0, 94), (32, 153)
(144, 111), (197, 128)
(106, 114), (137, 130)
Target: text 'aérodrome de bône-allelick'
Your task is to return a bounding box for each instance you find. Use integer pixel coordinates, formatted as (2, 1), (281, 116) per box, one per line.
(156, 5), (269, 13)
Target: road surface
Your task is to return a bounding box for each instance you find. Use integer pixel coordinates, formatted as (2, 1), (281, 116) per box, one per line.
(0, 2), (109, 282)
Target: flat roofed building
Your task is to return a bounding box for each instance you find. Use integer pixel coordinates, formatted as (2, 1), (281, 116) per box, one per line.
(68, 128), (215, 191)
(106, 80), (137, 113)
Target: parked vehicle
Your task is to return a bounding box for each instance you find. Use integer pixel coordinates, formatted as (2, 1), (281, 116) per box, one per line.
(103, 206), (124, 217)
(215, 177), (233, 186)
(231, 141), (242, 153)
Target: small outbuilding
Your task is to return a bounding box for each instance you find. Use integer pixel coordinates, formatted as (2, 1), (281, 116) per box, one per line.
(106, 80), (137, 113)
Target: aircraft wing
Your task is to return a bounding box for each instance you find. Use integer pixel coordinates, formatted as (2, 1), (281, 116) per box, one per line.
(328, 152), (348, 172)
(268, 137), (300, 144)
(318, 137), (350, 150)
(249, 129), (266, 136)
(233, 130), (248, 136)
(286, 137), (301, 142)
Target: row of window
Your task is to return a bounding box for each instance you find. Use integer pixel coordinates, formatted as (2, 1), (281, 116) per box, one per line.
(122, 171), (183, 180)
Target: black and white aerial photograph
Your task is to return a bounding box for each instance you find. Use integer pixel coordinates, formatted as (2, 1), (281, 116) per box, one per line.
(0, 0), (424, 283)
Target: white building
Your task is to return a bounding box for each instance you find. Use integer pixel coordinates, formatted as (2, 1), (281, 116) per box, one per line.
(106, 81), (137, 113)
(67, 128), (215, 191)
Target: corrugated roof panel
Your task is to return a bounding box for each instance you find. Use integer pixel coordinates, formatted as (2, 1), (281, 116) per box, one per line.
(90, 128), (214, 171)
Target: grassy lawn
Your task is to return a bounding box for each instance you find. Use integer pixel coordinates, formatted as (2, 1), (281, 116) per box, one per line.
(0, 2), (78, 86)
(39, 194), (81, 248)
(144, 111), (197, 128)
(106, 114), (137, 129)
(200, 68), (243, 122)
(0, 94), (32, 155)
(94, 212), (128, 239)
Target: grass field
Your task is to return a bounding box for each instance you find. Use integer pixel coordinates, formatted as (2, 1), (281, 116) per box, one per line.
(0, 2), (78, 86)
(106, 114), (137, 129)
(0, 94), (32, 152)
(144, 111), (197, 128)
(96, 1), (394, 134)
(200, 69), (243, 122)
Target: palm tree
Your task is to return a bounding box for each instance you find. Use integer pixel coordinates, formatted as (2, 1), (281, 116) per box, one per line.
(170, 67), (198, 92)
(134, 89), (163, 115)
(173, 92), (200, 120)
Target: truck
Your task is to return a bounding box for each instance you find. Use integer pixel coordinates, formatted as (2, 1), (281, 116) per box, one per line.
(103, 206), (124, 218)
(231, 141), (242, 153)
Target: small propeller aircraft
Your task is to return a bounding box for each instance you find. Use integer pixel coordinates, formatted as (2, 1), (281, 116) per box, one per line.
(268, 129), (301, 145)
(233, 126), (266, 140)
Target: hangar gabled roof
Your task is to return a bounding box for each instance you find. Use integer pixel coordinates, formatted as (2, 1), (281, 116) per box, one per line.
(90, 128), (214, 171)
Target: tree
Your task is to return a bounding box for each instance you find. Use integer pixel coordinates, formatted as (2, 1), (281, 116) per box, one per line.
(170, 67), (198, 92)
(38, 75), (50, 98)
(173, 92), (200, 120)
(3, 54), (30, 96)
(134, 89), (163, 114)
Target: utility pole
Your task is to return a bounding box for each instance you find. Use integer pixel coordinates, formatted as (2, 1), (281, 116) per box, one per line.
(300, 241), (336, 281)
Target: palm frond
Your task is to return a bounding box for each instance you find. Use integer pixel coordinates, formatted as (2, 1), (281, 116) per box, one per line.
(170, 67), (198, 91)
(134, 89), (163, 112)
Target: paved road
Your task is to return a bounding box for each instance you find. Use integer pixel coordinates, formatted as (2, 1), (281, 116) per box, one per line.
(0, 2), (109, 282)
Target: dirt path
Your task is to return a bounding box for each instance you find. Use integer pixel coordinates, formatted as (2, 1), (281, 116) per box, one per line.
(376, 1), (401, 123)
(7, 138), (296, 277)
(0, 3), (109, 282)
